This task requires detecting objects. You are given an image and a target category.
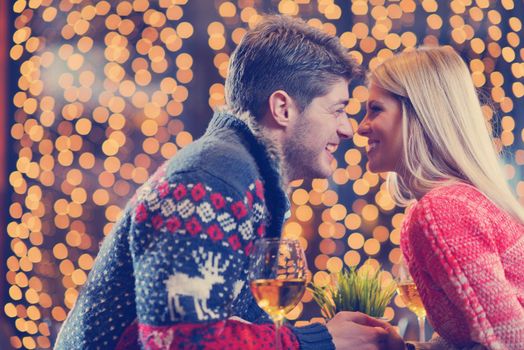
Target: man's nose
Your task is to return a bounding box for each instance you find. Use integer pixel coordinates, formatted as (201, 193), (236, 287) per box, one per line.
(338, 115), (354, 139)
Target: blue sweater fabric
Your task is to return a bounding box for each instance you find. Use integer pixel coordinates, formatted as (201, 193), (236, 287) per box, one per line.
(54, 112), (334, 349)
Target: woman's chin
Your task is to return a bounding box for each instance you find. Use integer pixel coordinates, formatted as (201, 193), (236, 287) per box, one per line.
(367, 162), (380, 173)
(368, 162), (390, 174)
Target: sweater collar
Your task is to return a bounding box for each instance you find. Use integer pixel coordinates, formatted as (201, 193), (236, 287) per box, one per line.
(206, 111), (290, 237)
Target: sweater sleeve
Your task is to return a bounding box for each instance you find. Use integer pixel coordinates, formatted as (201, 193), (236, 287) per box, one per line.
(406, 194), (524, 350)
(126, 177), (334, 349)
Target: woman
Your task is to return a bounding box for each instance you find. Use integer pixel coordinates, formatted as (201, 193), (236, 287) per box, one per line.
(357, 46), (524, 349)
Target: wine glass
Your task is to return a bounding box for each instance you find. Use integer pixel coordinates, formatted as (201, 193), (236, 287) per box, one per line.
(396, 258), (427, 342)
(248, 238), (308, 350)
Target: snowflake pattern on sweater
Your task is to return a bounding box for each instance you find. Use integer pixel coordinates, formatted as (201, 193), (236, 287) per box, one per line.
(131, 179), (266, 325)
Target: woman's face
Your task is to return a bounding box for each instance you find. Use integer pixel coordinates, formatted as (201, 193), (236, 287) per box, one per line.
(357, 82), (404, 173)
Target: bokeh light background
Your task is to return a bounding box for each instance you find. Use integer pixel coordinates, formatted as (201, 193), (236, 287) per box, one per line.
(3, 0), (524, 348)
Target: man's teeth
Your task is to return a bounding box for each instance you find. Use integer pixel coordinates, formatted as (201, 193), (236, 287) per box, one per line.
(369, 142), (378, 151)
(326, 145), (336, 152)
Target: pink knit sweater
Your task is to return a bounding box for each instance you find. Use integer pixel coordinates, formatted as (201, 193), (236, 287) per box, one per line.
(401, 183), (524, 350)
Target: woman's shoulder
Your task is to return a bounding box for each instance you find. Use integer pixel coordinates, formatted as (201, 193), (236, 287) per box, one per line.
(400, 183), (495, 260)
(417, 182), (488, 209)
(422, 182), (484, 200)
(409, 182), (494, 221)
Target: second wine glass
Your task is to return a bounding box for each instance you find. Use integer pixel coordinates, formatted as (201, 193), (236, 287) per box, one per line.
(396, 258), (427, 342)
(248, 238), (308, 350)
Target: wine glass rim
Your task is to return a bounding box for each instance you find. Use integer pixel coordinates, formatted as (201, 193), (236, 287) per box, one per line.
(395, 278), (415, 284)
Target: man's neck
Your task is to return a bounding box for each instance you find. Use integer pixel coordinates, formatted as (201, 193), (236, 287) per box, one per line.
(225, 108), (292, 191)
(257, 126), (293, 190)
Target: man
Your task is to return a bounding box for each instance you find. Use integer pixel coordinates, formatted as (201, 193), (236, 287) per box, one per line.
(55, 15), (404, 349)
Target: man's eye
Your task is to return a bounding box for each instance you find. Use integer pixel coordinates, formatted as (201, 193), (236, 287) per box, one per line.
(334, 107), (347, 115)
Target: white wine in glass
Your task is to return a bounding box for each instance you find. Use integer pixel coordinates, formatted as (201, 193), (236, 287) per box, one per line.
(396, 259), (427, 342)
(248, 238), (308, 350)
(396, 282), (426, 319)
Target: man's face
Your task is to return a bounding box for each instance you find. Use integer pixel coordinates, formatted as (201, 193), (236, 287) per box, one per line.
(283, 79), (353, 181)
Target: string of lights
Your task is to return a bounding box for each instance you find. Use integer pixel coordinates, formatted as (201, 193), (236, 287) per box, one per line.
(4, 0), (523, 348)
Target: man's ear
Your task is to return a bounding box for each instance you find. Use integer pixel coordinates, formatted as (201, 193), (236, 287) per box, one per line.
(267, 90), (297, 127)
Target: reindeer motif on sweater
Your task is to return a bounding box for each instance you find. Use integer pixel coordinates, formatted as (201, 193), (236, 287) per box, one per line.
(165, 250), (230, 321)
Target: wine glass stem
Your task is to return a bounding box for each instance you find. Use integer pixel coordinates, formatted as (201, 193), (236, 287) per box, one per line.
(417, 316), (426, 343)
(274, 320), (283, 350)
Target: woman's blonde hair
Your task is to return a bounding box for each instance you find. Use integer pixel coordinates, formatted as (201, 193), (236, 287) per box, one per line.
(370, 46), (524, 223)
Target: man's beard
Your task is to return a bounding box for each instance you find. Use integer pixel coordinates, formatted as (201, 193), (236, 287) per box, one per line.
(282, 118), (325, 182)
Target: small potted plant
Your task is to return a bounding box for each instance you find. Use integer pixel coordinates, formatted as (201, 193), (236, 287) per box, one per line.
(309, 264), (396, 319)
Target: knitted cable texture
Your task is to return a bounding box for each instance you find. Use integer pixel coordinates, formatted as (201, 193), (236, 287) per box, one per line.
(401, 183), (524, 350)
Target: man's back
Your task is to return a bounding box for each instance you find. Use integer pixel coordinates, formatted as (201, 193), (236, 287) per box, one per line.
(55, 113), (285, 349)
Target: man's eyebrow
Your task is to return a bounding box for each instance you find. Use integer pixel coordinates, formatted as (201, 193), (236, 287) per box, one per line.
(332, 99), (350, 106)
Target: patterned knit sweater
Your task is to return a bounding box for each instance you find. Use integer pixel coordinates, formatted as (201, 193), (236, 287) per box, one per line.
(54, 112), (334, 349)
(401, 183), (524, 350)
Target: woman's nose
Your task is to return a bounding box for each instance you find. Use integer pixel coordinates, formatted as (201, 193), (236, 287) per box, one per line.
(357, 116), (370, 136)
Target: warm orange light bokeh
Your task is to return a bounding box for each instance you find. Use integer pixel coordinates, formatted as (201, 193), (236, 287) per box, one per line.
(5, 0), (524, 347)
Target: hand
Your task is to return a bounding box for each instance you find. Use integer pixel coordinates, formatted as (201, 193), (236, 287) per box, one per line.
(326, 311), (406, 350)
(373, 317), (406, 350)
